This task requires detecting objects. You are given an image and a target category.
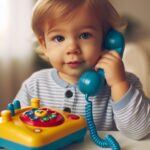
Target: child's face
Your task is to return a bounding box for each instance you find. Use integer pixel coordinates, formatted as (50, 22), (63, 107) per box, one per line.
(40, 5), (103, 83)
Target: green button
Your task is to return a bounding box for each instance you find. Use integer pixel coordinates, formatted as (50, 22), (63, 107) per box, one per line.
(41, 117), (49, 121)
(48, 114), (56, 119)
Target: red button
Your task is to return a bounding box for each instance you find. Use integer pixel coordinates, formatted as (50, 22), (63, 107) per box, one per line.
(68, 114), (79, 120)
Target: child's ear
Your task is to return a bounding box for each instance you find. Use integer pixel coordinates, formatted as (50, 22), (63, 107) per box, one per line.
(38, 36), (48, 56)
(38, 36), (46, 48)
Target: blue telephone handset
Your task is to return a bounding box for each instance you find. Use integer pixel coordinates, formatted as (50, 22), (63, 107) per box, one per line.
(78, 29), (125, 150)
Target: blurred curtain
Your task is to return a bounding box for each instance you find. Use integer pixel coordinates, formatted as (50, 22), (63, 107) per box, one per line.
(0, 0), (35, 110)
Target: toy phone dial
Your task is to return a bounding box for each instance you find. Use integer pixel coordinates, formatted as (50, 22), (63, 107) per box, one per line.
(78, 28), (125, 150)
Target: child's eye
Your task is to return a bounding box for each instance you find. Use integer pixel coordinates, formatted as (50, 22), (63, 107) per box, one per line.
(80, 32), (92, 39)
(53, 35), (65, 42)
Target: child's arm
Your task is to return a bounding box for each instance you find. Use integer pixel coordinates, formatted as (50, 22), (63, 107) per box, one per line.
(111, 73), (150, 140)
(95, 51), (150, 139)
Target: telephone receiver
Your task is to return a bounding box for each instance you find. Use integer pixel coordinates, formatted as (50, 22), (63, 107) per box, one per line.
(78, 29), (125, 150)
(78, 28), (125, 96)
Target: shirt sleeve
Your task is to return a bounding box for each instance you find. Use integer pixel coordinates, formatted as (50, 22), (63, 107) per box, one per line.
(111, 73), (150, 140)
(13, 80), (32, 107)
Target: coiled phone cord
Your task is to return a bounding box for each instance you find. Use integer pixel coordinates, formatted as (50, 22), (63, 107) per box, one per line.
(85, 94), (121, 150)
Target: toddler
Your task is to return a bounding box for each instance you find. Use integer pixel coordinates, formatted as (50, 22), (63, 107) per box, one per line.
(15, 0), (150, 140)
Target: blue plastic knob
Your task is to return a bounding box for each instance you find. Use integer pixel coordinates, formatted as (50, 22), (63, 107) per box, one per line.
(7, 103), (15, 116)
(13, 100), (21, 109)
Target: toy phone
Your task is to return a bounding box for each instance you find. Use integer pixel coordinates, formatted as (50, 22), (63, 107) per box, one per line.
(78, 28), (125, 150)
(0, 99), (87, 150)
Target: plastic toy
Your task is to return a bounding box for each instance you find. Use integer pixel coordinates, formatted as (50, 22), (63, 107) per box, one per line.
(0, 98), (87, 150)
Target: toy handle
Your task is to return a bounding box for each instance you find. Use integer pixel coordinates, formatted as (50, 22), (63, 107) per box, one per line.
(78, 29), (125, 96)
(98, 28), (125, 77)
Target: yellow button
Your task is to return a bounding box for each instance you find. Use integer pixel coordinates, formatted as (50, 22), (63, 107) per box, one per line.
(34, 109), (47, 117)
(31, 98), (40, 108)
(1, 110), (12, 122)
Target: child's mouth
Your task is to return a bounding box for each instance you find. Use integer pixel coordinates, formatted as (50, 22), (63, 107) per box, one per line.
(66, 61), (83, 68)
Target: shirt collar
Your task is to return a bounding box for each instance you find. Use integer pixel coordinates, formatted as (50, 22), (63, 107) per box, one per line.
(51, 69), (78, 88)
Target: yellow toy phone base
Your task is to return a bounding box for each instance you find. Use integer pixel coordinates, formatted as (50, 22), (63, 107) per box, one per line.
(0, 98), (87, 150)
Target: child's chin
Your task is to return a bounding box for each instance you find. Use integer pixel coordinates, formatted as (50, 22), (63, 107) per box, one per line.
(68, 70), (83, 78)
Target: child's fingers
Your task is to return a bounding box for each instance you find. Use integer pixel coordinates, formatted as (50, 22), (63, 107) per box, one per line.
(94, 58), (109, 71)
(102, 50), (121, 60)
(94, 50), (122, 71)
(106, 50), (121, 59)
(100, 51), (119, 63)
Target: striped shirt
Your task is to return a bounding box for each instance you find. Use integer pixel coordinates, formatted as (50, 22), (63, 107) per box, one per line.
(14, 68), (150, 140)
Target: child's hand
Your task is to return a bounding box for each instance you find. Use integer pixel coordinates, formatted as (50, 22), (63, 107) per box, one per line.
(95, 50), (126, 87)
(95, 50), (129, 101)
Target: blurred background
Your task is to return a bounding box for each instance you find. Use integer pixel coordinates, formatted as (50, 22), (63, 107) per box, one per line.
(0, 0), (150, 110)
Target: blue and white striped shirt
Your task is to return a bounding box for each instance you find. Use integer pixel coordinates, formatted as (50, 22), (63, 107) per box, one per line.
(15, 68), (150, 140)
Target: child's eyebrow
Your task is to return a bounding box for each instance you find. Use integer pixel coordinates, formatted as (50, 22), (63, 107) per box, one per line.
(46, 28), (62, 36)
(80, 26), (98, 31)
(46, 25), (98, 36)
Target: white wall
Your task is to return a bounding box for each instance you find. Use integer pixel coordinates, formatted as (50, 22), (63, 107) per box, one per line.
(0, 0), (35, 110)
(112, 0), (150, 31)
(112, 0), (150, 98)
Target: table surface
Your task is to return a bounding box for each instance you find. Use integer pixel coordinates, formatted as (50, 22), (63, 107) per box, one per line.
(62, 131), (150, 150)
(1, 131), (149, 150)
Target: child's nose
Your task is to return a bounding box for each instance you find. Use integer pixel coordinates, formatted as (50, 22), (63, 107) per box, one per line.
(66, 40), (81, 55)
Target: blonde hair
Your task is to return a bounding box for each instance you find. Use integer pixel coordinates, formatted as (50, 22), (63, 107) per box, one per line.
(32, 0), (125, 61)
